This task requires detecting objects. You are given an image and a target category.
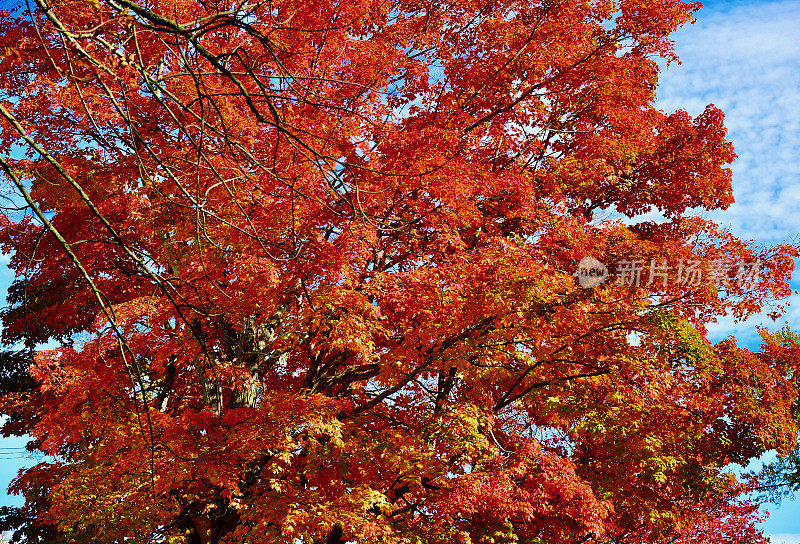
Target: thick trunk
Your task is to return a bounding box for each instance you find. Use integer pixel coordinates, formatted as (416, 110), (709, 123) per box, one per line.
(228, 306), (288, 409)
(312, 524), (347, 544)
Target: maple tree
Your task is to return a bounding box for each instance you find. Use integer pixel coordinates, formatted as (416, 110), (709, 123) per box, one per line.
(0, 0), (799, 542)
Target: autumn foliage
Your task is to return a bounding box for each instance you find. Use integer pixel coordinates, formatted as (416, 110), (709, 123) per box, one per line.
(0, 0), (799, 542)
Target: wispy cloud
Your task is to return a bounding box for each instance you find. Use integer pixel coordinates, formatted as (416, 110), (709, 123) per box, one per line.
(768, 535), (800, 544)
(656, 1), (800, 245)
(656, 1), (800, 348)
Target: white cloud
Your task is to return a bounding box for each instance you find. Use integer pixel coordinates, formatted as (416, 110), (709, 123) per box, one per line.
(656, 1), (800, 245)
(646, 0), (800, 350)
(768, 535), (800, 544)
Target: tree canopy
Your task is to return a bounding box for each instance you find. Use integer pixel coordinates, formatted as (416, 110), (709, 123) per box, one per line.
(0, 0), (799, 543)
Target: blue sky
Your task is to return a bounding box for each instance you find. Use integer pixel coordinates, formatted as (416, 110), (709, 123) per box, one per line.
(1, 0), (800, 540)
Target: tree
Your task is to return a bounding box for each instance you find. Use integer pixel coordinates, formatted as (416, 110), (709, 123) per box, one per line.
(748, 328), (800, 507)
(0, 0), (799, 542)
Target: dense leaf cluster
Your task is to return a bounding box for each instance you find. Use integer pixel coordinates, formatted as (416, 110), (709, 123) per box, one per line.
(0, 0), (798, 543)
